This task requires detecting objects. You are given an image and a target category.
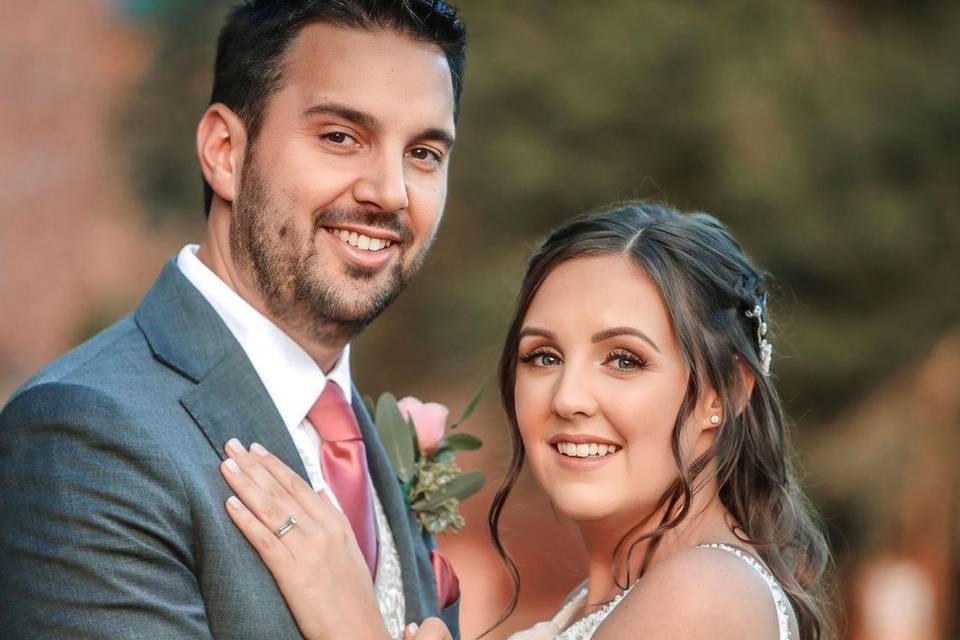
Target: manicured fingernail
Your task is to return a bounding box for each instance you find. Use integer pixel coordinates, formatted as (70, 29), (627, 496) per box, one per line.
(226, 438), (244, 453)
(224, 458), (240, 473)
(250, 442), (268, 457)
(406, 623), (419, 635)
(227, 496), (242, 510)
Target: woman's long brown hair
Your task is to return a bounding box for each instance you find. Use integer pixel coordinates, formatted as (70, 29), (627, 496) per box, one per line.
(485, 201), (836, 639)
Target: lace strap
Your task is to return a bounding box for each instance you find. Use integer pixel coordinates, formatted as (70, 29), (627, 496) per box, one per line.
(696, 543), (792, 640)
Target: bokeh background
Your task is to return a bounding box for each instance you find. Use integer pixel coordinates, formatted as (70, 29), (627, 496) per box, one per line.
(2, 1), (958, 638)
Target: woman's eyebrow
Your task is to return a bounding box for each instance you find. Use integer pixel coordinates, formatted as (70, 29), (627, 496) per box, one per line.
(518, 326), (555, 340)
(591, 326), (660, 353)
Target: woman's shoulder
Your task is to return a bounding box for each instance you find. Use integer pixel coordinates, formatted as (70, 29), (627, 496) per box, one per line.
(592, 544), (784, 640)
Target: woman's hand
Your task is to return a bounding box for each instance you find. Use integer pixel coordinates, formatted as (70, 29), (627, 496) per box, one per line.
(403, 618), (454, 640)
(220, 438), (389, 640)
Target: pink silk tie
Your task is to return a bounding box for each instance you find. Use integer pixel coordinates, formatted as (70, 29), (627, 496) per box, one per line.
(307, 381), (378, 577)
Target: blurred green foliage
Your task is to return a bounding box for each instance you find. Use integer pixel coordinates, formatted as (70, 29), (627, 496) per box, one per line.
(120, 0), (960, 424)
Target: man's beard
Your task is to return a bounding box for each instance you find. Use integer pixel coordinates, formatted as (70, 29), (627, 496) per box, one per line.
(229, 154), (433, 347)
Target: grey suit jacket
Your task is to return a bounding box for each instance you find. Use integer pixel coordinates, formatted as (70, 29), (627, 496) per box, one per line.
(0, 260), (459, 639)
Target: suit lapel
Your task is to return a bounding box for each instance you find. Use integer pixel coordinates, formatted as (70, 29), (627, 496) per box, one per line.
(352, 390), (437, 622)
(135, 259), (309, 481)
(180, 348), (308, 479)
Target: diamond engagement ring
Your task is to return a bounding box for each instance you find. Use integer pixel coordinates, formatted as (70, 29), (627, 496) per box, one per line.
(274, 515), (298, 538)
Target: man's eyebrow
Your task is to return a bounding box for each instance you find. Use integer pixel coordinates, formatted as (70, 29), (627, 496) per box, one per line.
(591, 326), (661, 353)
(303, 101), (381, 133)
(414, 127), (456, 150)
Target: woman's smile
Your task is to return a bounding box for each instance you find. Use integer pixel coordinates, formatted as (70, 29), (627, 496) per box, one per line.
(547, 432), (624, 470)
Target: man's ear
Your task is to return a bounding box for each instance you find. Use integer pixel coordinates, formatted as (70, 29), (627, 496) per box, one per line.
(196, 103), (247, 207)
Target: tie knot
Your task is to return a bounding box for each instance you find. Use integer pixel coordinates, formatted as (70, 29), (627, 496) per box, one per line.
(308, 382), (361, 442)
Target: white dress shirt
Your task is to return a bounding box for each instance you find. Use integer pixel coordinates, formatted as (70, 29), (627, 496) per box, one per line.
(177, 244), (349, 496)
(176, 244), (407, 637)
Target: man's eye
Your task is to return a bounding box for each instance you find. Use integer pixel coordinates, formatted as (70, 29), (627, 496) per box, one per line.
(408, 147), (442, 163)
(321, 132), (356, 145)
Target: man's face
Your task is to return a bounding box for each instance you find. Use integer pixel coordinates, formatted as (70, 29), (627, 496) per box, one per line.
(231, 24), (456, 344)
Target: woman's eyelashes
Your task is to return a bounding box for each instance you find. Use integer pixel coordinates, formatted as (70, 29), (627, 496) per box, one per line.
(519, 349), (562, 368)
(603, 348), (648, 372)
(517, 346), (649, 372)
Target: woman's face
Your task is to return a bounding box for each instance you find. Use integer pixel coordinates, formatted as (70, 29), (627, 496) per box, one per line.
(514, 255), (713, 528)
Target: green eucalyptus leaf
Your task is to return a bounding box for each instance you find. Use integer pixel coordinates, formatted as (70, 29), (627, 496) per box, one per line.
(450, 380), (487, 429)
(408, 416), (422, 461)
(416, 471), (485, 510)
(443, 432), (483, 451)
(429, 447), (457, 463)
(400, 476), (416, 505)
(374, 392), (416, 483)
(362, 394), (376, 419)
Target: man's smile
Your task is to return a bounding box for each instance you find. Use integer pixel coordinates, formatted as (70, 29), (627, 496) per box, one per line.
(323, 226), (400, 270)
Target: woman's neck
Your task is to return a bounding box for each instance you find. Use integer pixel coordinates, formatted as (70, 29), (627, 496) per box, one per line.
(576, 487), (738, 611)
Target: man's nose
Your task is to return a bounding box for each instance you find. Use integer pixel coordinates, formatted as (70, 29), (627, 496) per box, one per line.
(352, 150), (409, 213)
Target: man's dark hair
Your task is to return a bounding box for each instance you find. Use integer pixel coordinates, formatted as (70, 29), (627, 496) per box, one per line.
(203, 0), (467, 216)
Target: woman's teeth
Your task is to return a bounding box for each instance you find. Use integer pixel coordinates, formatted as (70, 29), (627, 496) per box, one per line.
(555, 442), (621, 458)
(330, 228), (393, 252)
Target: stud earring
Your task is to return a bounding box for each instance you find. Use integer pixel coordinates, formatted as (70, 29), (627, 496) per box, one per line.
(709, 415), (721, 425)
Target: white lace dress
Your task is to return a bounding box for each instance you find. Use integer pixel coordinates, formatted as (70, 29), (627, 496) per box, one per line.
(508, 543), (793, 640)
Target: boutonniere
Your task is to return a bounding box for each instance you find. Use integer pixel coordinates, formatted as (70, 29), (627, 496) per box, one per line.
(364, 386), (486, 534)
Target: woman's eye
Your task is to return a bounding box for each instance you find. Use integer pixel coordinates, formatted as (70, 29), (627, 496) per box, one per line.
(321, 132), (357, 145)
(520, 351), (561, 367)
(606, 351), (645, 371)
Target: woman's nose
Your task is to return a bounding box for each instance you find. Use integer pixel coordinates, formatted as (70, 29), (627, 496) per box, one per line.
(550, 367), (598, 420)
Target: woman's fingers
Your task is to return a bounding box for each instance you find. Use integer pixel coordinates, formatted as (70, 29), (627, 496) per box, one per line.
(220, 440), (305, 534)
(224, 493), (295, 569)
(246, 441), (348, 529)
(410, 618), (452, 640)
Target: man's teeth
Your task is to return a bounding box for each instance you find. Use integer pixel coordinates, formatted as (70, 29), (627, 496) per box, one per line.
(555, 442), (621, 458)
(332, 228), (393, 252)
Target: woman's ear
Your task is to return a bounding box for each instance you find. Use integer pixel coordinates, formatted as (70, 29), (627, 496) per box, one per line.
(196, 103), (247, 207)
(702, 360), (756, 431)
(704, 390), (723, 432)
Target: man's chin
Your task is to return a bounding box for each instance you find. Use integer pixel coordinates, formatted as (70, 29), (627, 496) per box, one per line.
(343, 263), (382, 281)
(297, 278), (406, 326)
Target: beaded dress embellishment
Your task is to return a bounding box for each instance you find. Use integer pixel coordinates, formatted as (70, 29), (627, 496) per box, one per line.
(552, 583), (634, 640)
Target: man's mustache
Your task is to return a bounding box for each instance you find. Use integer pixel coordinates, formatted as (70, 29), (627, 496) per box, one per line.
(312, 207), (413, 244)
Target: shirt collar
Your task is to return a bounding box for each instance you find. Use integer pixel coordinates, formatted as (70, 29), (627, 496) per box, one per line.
(176, 244), (353, 429)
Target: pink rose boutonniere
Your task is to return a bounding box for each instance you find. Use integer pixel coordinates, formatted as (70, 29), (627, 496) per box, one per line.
(397, 397), (449, 454)
(364, 385), (485, 534)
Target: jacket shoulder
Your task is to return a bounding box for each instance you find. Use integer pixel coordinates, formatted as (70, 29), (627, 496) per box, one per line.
(7, 313), (168, 408)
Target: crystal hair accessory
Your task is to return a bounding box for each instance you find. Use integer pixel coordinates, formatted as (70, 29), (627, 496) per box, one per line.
(745, 296), (773, 375)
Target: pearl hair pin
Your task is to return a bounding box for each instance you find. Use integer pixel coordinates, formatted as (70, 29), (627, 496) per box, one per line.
(745, 299), (773, 375)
